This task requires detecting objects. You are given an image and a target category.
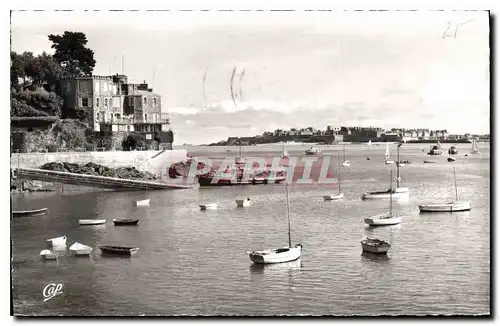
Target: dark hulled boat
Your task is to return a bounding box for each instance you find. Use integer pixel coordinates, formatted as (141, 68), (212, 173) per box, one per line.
(113, 218), (139, 226)
(99, 245), (139, 256)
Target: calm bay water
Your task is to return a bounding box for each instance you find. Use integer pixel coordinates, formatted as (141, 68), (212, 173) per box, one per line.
(11, 143), (490, 316)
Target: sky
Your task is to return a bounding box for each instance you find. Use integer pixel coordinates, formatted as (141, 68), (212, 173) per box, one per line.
(10, 10), (490, 145)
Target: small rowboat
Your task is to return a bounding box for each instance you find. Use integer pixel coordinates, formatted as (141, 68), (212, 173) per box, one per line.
(12, 208), (48, 217)
(40, 249), (58, 260)
(423, 160), (436, 164)
(46, 235), (67, 247)
(113, 218), (139, 226)
(447, 157), (456, 162)
(323, 193), (344, 201)
(361, 238), (391, 254)
(235, 198), (251, 208)
(69, 242), (93, 256)
(136, 199), (150, 207)
(99, 245), (139, 256)
(79, 219), (106, 225)
(200, 202), (218, 210)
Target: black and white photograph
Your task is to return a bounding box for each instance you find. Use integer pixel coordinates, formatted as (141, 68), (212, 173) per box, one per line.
(8, 8), (490, 317)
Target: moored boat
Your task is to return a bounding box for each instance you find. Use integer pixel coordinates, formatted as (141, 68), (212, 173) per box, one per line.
(448, 145), (458, 155)
(99, 245), (139, 256)
(113, 218), (139, 225)
(305, 147), (320, 155)
(46, 235), (67, 247)
(69, 242), (93, 256)
(428, 142), (443, 155)
(200, 202), (218, 210)
(364, 170), (404, 227)
(447, 156), (456, 162)
(384, 142), (395, 164)
(361, 237), (391, 254)
(12, 208), (48, 217)
(418, 167), (471, 213)
(79, 219), (106, 225)
(423, 160), (436, 163)
(341, 145), (351, 167)
(136, 198), (150, 207)
(323, 151), (344, 200)
(40, 249), (58, 260)
(248, 181), (303, 264)
(235, 198), (251, 208)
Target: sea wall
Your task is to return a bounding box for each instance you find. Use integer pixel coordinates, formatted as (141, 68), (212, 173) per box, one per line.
(10, 149), (188, 176)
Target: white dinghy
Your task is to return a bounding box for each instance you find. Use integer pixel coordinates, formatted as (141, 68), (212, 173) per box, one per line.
(364, 170), (404, 227)
(324, 151), (344, 200)
(236, 198), (251, 208)
(341, 145), (351, 167)
(46, 235), (67, 247)
(40, 249), (58, 260)
(247, 182), (303, 264)
(200, 202), (218, 210)
(69, 242), (93, 256)
(384, 142), (395, 164)
(418, 167), (471, 212)
(79, 219), (106, 225)
(136, 198), (150, 207)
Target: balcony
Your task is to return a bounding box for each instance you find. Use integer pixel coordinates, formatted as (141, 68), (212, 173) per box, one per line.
(97, 117), (170, 125)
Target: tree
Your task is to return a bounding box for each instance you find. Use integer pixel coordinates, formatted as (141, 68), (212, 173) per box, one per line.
(25, 52), (64, 91)
(11, 51), (35, 91)
(11, 89), (63, 117)
(48, 31), (96, 76)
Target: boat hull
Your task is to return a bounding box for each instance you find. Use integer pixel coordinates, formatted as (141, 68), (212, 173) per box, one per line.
(46, 235), (67, 247)
(79, 219), (106, 225)
(99, 246), (139, 256)
(342, 161), (351, 167)
(323, 193), (344, 200)
(69, 243), (93, 256)
(13, 208), (48, 217)
(136, 199), (150, 207)
(361, 188), (409, 200)
(248, 245), (302, 264)
(235, 199), (251, 207)
(40, 250), (58, 260)
(200, 204), (218, 210)
(113, 219), (139, 225)
(361, 241), (390, 254)
(419, 201), (471, 212)
(364, 214), (402, 226)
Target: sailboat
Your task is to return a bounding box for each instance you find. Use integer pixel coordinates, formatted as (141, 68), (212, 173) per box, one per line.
(281, 142), (289, 158)
(362, 144), (409, 199)
(235, 142), (244, 165)
(471, 140), (480, 154)
(364, 170), (404, 226)
(341, 144), (351, 167)
(323, 152), (344, 200)
(367, 140), (372, 146)
(247, 182), (303, 264)
(384, 142), (395, 164)
(418, 167), (471, 212)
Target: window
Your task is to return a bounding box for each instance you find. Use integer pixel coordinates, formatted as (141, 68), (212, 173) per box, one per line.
(81, 98), (89, 107)
(153, 97), (157, 106)
(110, 113), (113, 121)
(112, 85), (117, 95)
(96, 98), (100, 107)
(109, 98), (113, 107)
(144, 113), (148, 122)
(104, 98), (108, 107)
(115, 113), (121, 120)
(94, 81), (100, 94)
(127, 125), (131, 131)
(143, 97), (148, 106)
(96, 112), (99, 120)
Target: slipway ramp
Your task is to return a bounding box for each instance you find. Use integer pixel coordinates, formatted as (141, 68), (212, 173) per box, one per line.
(14, 168), (192, 190)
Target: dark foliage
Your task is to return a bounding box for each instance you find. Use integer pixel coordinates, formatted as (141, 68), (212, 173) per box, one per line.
(48, 31), (96, 76)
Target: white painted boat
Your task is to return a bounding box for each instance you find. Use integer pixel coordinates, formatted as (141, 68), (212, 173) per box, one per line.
(200, 202), (218, 210)
(46, 235), (66, 247)
(79, 219), (106, 225)
(418, 167), (471, 213)
(364, 212), (402, 226)
(236, 198), (251, 208)
(384, 142), (393, 164)
(248, 245), (303, 264)
(419, 201), (471, 212)
(248, 182), (302, 264)
(69, 242), (93, 256)
(305, 147), (320, 155)
(324, 152), (344, 200)
(136, 198), (150, 207)
(364, 170), (403, 227)
(361, 237), (391, 254)
(324, 193), (344, 201)
(40, 249), (58, 260)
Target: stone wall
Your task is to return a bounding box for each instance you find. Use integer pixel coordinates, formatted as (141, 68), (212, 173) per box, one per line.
(11, 149), (188, 176)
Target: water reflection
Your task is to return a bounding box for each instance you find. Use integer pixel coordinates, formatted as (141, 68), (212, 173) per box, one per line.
(249, 259), (302, 274)
(361, 251), (390, 262)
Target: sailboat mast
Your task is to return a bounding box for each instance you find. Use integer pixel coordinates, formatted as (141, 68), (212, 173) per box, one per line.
(397, 143), (400, 188)
(343, 145), (346, 161)
(338, 151), (341, 193)
(286, 181), (292, 248)
(390, 170), (393, 215)
(453, 167), (458, 201)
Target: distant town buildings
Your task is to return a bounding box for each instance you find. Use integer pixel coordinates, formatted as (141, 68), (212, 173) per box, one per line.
(59, 74), (173, 149)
